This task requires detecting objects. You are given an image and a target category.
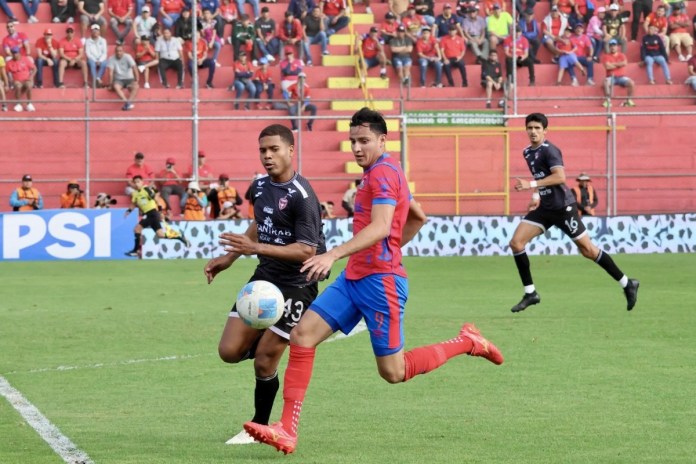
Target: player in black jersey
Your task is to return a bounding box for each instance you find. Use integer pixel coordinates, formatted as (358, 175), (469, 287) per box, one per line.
(203, 124), (327, 445)
(508, 113), (639, 313)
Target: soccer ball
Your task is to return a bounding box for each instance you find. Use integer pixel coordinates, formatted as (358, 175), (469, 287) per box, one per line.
(236, 280), (285, 329)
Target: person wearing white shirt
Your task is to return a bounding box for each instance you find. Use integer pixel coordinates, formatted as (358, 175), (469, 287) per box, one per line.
(134, 6), (157, 43)
(155, 28), (184, 88)
(84, 24), (108, 87)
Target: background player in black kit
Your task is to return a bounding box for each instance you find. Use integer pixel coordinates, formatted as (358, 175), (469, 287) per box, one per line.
(204, 124), (326, 445)
(508, 113), (639, 313)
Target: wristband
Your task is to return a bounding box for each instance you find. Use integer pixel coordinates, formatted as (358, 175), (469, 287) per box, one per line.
(532, 193), (540, 201)
(529, 180), (538, 189)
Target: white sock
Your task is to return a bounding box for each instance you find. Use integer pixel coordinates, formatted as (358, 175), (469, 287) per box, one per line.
(619, 275), (628, 288)
(524, 285), (536, 294)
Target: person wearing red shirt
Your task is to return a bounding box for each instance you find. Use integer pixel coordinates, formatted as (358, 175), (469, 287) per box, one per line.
(278, 10), (305, 59)
(415, 26), (442, 87)
(184, 151), (216, 191)
(125, 152), (155, 195)
(286, 74), (317, 131)
(108, 0), (134, 44)
(504, 28), (535, 85)
(252, 56), (274, 109)
(667, 5), (693, 61)
(243, 107), (503, 456)
(402, 5), (427, 41)
(135, 35), (158, 88)
(601, 39), (634, 107)
(186, 36), (216, 88)
(356, 27), (387, 81)
(58, 27), (88, 88)
(643, 5), (668, 49)
(321, 0), (349, 35)
(6, 47), (36, 112)
(440, 26), (467, 87)
(156, 157), (186, 212)
(161, 0), (185, 29)
(554, 28), (583, 86)
(35, 29), (60, 88)
(2, 22), (30, 58)
(570, 23), (595, 85)
(379, 11), (399, 45)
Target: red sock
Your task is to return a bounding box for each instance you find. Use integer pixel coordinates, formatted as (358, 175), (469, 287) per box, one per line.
(403, 336), (474, 382)
(280, 344), (316, 436)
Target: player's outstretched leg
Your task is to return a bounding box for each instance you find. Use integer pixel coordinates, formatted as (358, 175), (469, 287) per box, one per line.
(511, 291), (541, 313)
(244, 421), (297, 454)
(624, 278), (639, 311)
(459, 323), (504, 365)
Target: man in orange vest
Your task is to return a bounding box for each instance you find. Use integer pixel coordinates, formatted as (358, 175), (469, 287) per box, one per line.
(10, 174), (44, 211)
(572, 172), (597, 216)
(181, 181), (208, 220)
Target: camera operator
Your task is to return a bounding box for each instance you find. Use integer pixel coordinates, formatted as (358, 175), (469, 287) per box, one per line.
(181, 181), (209, 220)
(10, 174), (44, 211)
(60, 180), (87, 209)
(156, 157), (186, 213)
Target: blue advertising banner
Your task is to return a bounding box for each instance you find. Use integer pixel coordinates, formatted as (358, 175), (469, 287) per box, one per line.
(0, 209), (137, 261)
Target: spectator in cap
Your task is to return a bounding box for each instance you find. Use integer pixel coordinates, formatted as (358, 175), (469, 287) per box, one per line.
(77, 0), (107, 38)
(49, 0), (75, 24)
(602, 3), (626, 53)
(181, 181), (209, 221)
(230, 50), (255, 109)
(60, 180), (87, 208)
(253, 6), (280, 64)
(356, 26), (388, 82)
(588, 7), (606, 63)
(58, 26), (88, 88)
(303, 5), (329, 57)
(125, 152), (154, 195)
(379, 11), (399, 45)
(415, 26), (443, 87)
(572, 173), (598, 217)
(389, 25), (414, 85)
(668, 5), (693, 62)
(402, 5), (427, 40)
(109, 0), (134, 44)
(322, 0), (350, 36)
(486, 3), (513, 51)
(461, 6), (489, 63)
(519, 8), (541, 64)
(6, 46), (36, 112)
(155, 28), (184, 88)
(433, 3), (463, 39)
(601, 39), (635, 107)
(413, 0), (435, 26)
(279, 9), (308, 62)
(185, 151), (216, 191)
(210, 173), (243, 219)
(641, 24), (672, 84)
(10, 175), (44, 211)
(235, 0), (260, 22)
(135, 0), (160, 19)
(0, 54), (7, 111)
(85, 23), (108, 88)
(3, 21), (30, 59)
(134, 4), (157, 43)
(252, 56), (275, 109)
(288, 0), (316, 21)
(231, 13), (255, 59)
(156, 157), (186, 212)
(279, 44), (304, 92)
(541, 5), (567, 64)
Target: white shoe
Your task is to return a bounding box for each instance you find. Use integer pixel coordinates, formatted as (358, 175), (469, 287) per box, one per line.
(571, 78), (579, 87)
(14, 103), (23, 112)
(366, 6), (373, 14)
(252, 59), (258, 66)
(67, 17), (74, 23)
(687, 54), (693, 61)
(678, 54), (686, 62)
(144, 82), (150, 88)
(25, 103), (35, 112)
(52, 17), (60, 23)
(28, 15), (38, 23)
(265, 54), (275, 62)
(225, 430), (259, 445)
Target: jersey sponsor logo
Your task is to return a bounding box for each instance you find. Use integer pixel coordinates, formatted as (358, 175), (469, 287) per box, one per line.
(255, 192), (263, 198)
(258, 180), (265, 186)
(263, 206), (274, 214)
(274, 237), (286, 244)
(258, 216), (292, 238)
(279, 197), (288, 210)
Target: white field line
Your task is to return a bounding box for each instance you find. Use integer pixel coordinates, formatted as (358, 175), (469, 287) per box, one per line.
(3, 324), (367, 377)
(0, 375), (94, 464)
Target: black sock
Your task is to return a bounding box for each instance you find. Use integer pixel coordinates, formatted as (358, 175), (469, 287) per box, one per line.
(513, 250), (534, 287)
(594, 250), (625, 281)
(133, 233), (141, 251)
(251, 372), (279, 425)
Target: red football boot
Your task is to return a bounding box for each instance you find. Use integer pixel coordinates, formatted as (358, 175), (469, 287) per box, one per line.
(243, 421), (297, 455)
(459, 323), (504, 365)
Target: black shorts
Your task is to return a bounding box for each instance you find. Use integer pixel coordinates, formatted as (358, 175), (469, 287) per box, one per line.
(229, 275), (318, 340)
(139, 209), (162, 232)
(522, 203), (587, 240)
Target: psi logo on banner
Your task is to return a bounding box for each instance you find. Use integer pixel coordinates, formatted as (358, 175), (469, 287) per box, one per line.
(0, 209), (137, 261)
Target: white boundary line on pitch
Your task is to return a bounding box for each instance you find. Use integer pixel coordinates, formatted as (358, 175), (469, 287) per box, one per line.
(3, 323), (367, 377)
(0, 375), (94, 464)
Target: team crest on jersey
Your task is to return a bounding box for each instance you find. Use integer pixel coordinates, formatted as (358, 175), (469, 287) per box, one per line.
(279, 197), (288, 210)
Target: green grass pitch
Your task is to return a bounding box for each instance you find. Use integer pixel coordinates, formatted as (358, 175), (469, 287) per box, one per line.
(1, 254), (695, 463)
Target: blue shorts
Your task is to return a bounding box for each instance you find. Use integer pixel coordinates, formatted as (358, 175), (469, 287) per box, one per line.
(364, 56), (380, 69)
(310, 271), (408, 357)
(608, 76), (631, 87)
(392, 55), (412, 68)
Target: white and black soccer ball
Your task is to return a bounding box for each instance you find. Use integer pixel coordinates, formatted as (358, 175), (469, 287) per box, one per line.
(236, 280), (284, 329)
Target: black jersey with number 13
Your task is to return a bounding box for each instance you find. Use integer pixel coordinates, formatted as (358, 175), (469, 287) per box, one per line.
(250, 173), (327, 287)
(523, 140), (577, 211)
